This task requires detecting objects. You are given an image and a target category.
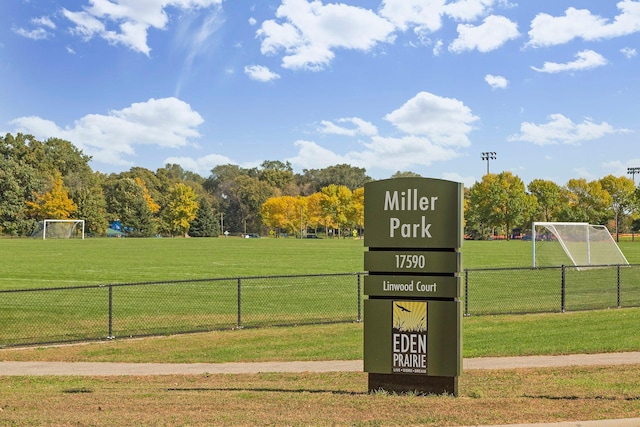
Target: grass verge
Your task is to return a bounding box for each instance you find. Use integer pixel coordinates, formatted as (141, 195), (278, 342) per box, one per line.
(0, 366), (639, 426)
(2, 308), (639, 362)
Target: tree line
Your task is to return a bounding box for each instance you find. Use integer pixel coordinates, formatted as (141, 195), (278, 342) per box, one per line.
(2, 133), (638, 239)
(0, 133), (371, 237)
(466, 171), (640, 240)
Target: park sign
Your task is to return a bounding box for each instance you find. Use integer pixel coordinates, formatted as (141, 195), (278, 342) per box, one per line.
(364, 177), (463, 396)
(364, 178), (463, 249)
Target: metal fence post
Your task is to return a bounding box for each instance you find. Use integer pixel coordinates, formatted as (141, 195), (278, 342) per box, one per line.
(108, 285), (114, 339)
(617, 265), (621, 309)
(357, 273), (362, 322)
(237, 278), (242, 329)
(464, 270), (469, 317)
(561, 265), (566, 313)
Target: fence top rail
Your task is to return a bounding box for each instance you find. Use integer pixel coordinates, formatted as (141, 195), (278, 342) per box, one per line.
(464, 263), (639, 273)
(0, 272), (366, 294)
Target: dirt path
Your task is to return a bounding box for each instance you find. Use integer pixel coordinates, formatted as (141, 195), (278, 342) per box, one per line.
(1, 352), (639, 376)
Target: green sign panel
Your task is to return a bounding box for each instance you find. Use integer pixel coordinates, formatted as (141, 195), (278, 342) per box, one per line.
(364, 275), (460, 298)
(364, 250), (461, 274)
(364, 178), (463, 249)
(364, 299), (462, 376)
(364, 177), (463, 395)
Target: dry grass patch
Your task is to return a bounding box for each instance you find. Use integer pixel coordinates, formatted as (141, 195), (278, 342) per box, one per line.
(1, 366), (639, 426)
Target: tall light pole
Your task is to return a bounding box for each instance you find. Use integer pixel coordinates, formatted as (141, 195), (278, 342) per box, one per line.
(627, 167), (640, 183)
(481, 152), (497, 175)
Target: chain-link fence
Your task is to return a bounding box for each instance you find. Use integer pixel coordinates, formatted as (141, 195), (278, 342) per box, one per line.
(0, 273), (363, 348)
(463, 264), (640, 316)
(4, 265), (639, 347)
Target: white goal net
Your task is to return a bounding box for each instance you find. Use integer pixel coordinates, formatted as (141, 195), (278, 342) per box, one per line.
(31, 219), (85, 239)
(532, 222), (628, 269)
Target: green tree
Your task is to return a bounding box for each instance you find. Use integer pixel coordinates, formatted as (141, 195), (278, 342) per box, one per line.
(528, 179), (562, 222)
(103, 176), (156, 236)
(390, 171), (422, 178)
(301, 164), (371, 192)
(0, 156), (42, 235)
(468, 172), (531, 239)
(260, 160), (295, 193)
(162, 183), (199, 237)
(189, 197), (219, 237)
(600, 175), (636, 240)
(70, 172), (108, 236)
(557, 178), (612, 225)
(121, 167), (167, 209)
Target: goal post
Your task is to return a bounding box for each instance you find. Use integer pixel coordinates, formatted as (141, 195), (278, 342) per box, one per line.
(32, 219), (85, 239)
(532, 222), (628, 269)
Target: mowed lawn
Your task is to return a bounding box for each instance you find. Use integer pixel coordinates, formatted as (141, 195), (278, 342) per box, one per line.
(1, 237), (639, 346)
(3, 237), (640, 290)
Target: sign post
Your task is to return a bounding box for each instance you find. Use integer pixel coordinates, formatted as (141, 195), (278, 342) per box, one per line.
(363, 177), (463, 395)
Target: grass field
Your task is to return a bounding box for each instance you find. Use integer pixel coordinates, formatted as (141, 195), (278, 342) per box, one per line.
(2, 238), (640, 425)
(2, 237), (640, 289)
(2, 237), (640, 346)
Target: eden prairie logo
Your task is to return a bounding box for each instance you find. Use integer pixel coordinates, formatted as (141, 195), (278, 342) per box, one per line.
(392, 301), (427, 374)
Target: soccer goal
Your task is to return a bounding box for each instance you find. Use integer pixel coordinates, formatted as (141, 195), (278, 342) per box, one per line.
(532, 222), (628, 269)
(31, 219), (85, 239)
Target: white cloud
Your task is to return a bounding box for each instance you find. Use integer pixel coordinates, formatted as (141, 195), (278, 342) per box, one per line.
(287, 140), (350, 169)
(248, 17), (257, 26)
(62, 0), (222, 56)
(442, 172), (476, 188)
(10, 97), (204, 168)
(32, 16), (56, 29)
(449, 15), (519, 53)
(621, 47), (637, 58)
(379, 0), (446, 33)
(163, 153), (233, 176)
(531, 49), (608, 73)
(384, 92), (478, 147)
(603, 159), (640, 179)
(379, 0), (497, 33)
(288, 91), (477, 173)
(257, 0), (396, 71)
(485, 74), (508, 89)
(244, 65), (281, 82)
(355, 135), (459, 169)
(13, 27), (51, 40)
(318, 117), (378, 136)
(527, 1), (640, 48)
(443, 0), (500, 22)
(508, 113), (630, 146)
(432, 39), (443, 56)
(13, 15), (56, 40)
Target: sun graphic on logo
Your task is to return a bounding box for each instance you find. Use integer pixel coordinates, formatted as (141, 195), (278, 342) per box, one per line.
(393, 301), (427, 332)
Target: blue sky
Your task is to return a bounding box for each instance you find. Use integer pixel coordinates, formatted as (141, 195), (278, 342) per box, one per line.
(1, 0), (639, 188)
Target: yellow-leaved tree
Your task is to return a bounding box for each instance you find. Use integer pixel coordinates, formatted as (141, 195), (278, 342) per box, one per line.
(26, 175), (78, 220)
(135, 177), (160, 214)
(320, 184), (353, 238)
(163, 183), (199, 237)
(261, 195), (305, 237)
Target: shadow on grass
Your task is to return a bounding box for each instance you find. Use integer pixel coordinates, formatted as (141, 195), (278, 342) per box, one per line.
(524, 394), (640, 401)
(167, 387), (367, 395)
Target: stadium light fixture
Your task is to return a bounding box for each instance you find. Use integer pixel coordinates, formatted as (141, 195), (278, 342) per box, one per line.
(627, 167), (640, 183)
(481, 152), (497, 175)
